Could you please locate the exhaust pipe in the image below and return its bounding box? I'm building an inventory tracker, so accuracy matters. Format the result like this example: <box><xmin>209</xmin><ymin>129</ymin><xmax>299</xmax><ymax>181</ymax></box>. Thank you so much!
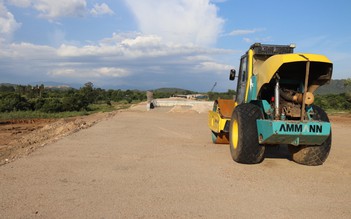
<box><xmin>280</xmin><ymin>90</ymin><xmax>315</xmax><ymax>105</ymax></box>
<box><xmin>275</xmin><ymin>78</ymin><xmax>280</xmax><ymax>120</ymax></box>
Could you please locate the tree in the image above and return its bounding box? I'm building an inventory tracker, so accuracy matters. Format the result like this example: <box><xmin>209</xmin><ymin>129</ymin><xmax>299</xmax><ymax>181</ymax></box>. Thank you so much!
<box><xmin>62</xmin><ymin>93</ymin><xmax>89</xmax><ymax>111</ymax></box>
<box><xmin>0</xmin><ymin>93</ymin><xmax>31</xmax><ymax>112</ymax></box>
<box><xmin>40</xmin><ymin>98</ymin><xmax>62</xmax><ymax>113</ymax></box>
<box><xmin>79</xmin><ymin>82</ymin><xmax>96</xmax><ymax>104</ymax></box>
<box><xmin>16</xmin><ymin>85</ymin><xmax>26</xmax><ymax>95</ymax></box>
<box><xmin>0</xmin><ymin>85</ymin><xmax>15</xmax><ymax>93</ymax></box>
<box><xmin>38</xmin><ymin>84</ymin><xmax>45</xmax><ymax>98</ymax></box>
<box><xmin>345</xmin><ymin>78</ymin><xmax>351</xmax><ymax>93</ymax></box>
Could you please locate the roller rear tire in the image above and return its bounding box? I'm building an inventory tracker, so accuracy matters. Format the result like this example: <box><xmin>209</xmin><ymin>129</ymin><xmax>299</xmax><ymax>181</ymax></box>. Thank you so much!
<box><xmin>289</xmin><ymin>105</ymin><xmax>331</xmax><ymax>166</ymax></box>
<box><xmin>229</xmin><ymin>103</ymin><xmax>265</xmax><ymax>164</ymax></box>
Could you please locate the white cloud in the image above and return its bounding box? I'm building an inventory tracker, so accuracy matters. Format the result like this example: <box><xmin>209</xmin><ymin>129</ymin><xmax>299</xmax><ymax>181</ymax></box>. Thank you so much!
<box><xmin>33</xmin><ymin>0</ymin><xmax>87</xmax><ymax>19</ymax></box>
<box><xmin>4</xmin><ymin>42</ymin><xmax>56</xmax><ymax>58</ymax></box>
<box><xmin>6</xmin><ymin>1</ymin><xmax>114</xmax><ymax>20</ymax></box>
<box><xmin>227</xmin><ymin>28</ymin><xmax>265</xmax><ymax>36</ymax></box>
<box><xmin>0</xmin><ymin>2</ymin><xmax>21</xmax><ymax>41</ymax></box>
<box><xmin>48</xmin><ymin>67</ymin><xmax>130</xmax><ymax>78</ymax></box>
<box><xmin>48</xmin><ymin>68</ymin><xmax>76</xmax><ymax>77</ymax></box>
<box><xmin>0</xmin><ymin>32</ymin><xmax>236</xmax><ymax>90</ymax></box>
<box><xmin>56</xmin><ymin>33</ymin><xmax>233</xmax><ymax>59</ymax></box>
<box><xmin>5</xmin><ymin>0</ymin><xmax>31</xmax><ymax>7</ymax></box>
<box><xmin>6</xmin><ymin>0</ymin><xmax>103</xmax><ymax>19</ymax></box>
<box><xmin>195</xmin><ymin>61</ymin><xmax>233</xmax><ymax>74</ymax></box>
<box><xmin>90</xmin><ymin>3</ymin><xmax>114</xmax><ymax>16</ymax></box>
<box><xmin>97</xmin><ymin>67</ymin><xmax>129</xmax><ymax>77</ymax></box>
<box><xmin>123</xmin><ymin>0</ymin><xmax>224</xmax><ymax>46</ymax></box>
<box><xmin>121</xmin><ymin>35</ymin><xmax>162</xmax><ymax>48</ymax></box>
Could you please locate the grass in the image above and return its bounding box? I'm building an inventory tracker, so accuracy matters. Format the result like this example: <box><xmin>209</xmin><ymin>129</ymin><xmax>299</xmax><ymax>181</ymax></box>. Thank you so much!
<box><xmin>0</xmin><ymin>102</ymin><xmax>134</xmax><ymax>121</ymax></box>
<box><xmin>89</xmin><ymin>102</ymin><xmax>132</xmax><ymax>112</ymax></box>
<box><xmin>0</xmin><ymin>111</ymin><xmax>89</xmax><ymax>120</ymax></box>
<box><xmin>325</xmin><ymin>109</ymin><xmax>351</xmax><ymax>116</ymax></box>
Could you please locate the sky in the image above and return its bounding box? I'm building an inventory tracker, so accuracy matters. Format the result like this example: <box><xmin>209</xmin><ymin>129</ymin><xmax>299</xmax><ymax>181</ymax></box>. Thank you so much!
<box><xmin>0</xmin><ymin>0</ymin><xmax>350</xmax><ymax>91</ymax></box>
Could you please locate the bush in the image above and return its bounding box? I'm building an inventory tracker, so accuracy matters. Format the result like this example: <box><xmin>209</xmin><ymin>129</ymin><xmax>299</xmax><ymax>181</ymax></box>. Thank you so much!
<box><xmin>314</xmin><ymin>93</ymin><xmax>351</xmax><ymax>111</ymax></box>
<box><xmin>208</xmin><ymin>89</ymin><xmax>236</xmax><ymax>101</ymax></box>
<box><xmin>32</xmin><ymin>98</ymin><xmax>45</xmax><ymax>111</ymax></box>
<box><xmin>62</xmin><ymin>94</ymin><xmax>89</xmax><ymax>111</ymax></box>
<box><xmin>0</xmin><ymin>93</ymin><xmax>32</xmax><ymax>112</ymax></box>
<box><xmin>40</xmin><ymin>98</ymin><xmax>63</xmax><ymax>113</ymax></box>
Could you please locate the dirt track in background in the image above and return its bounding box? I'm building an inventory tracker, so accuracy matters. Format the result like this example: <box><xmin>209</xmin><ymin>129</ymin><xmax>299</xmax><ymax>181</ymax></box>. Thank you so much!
<box><xmin>0</xmin><ymin>104</ymin><xmax>350</xmax><ymax>218</ymax></box>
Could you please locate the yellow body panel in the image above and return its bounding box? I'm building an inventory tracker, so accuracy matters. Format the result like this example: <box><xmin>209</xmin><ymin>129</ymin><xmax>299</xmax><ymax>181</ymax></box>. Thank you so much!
<box><xmin>244</xmin><ymin>49</ymin><xmax>254</xmax><ymax>102</ymax></box>
<box><xmin>255</xmin><ymin>53</ymin><xmax>332</xmax><ymax>96</ymax></box>
<box><xmin>208</xmin><ymin>99</ymin><xmax>237</xmax><ymax>134</ymax></box>
<box><xmin>208</xmin><ymin>110</ymin><xmax>230</xmax><ymax>133</ymax></box>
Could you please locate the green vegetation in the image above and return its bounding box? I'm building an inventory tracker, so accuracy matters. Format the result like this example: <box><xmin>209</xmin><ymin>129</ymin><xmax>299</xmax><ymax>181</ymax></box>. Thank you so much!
<box><xmin>315</xmin><ymin>78</ymin><xmax>351</xmax><ymax>94</ymax></box>
<box><xmin>0</xmin><ymin>110</ymin><xmax>90</xmax><ymax>120</ymax></box>
<box><xmin>1</xmin><ymin>79</ymin><xmax>349</xmax><ymax>120</ymax></box>
<box><xmin>154</xmin><ymin>87</ymin><xmax>193</xmax><ymax>94</ymax></box>
<box><xmin>206</xmin><ymin>84</ymin><xmax>351</xmax><ymax>113</ymax></box>
<box><xmin>208</xmin><ymin>90</ymin><xmax>236</xmax><ymax>101</ymax></box>
<box><xmin>0</xmin><ymin>82</ymin><xmax>147</xmax><ymax>120</ymax></box>
<box><xmin>0</xmin><ymin>83</ymin><xmax>202</xmax><ymax>120</ymax></box>
<box><xmin>309</xmin><ymin>78</ymin><xmax>351</xmax><ymax>113</ymax></box>
<box><xmin>0</xmin><ymin>102</ymin><xmax>133</xmax><ymax>120</ymax></box>
<box><xmin>206</xmin><ymin>88</ymin><xmax>351</xmax><ymax>113</ymax></box>
<box><xmin>153</xmin><ymin>88</ymin><xmax>196</xmax><ymax>99</ymax></box>
<box><xmin>314</xmin><ymin>93</ymin><xmax>351</xmax><ymax>112</ymax></box>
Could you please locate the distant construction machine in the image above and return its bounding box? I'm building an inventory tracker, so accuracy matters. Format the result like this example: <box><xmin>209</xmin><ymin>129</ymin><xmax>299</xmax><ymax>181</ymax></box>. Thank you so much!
<box><xmin>208</xmin><ymin>43</ymin><xmax>333</xmax><ymax>165</ymax></box>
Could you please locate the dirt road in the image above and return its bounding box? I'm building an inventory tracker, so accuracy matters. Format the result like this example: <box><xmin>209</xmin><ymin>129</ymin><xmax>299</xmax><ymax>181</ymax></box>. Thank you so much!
<box><xmin>1</xmin><ymin>104</ymin><xmax>350</xmax><ymax>218</ymax></box>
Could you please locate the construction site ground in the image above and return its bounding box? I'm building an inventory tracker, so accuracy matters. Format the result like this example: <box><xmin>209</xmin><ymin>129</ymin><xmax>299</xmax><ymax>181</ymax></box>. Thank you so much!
<box><xmin>0</xmin><ymin>101</ymin><xmax>350</xmax><ymax>218</ymax></box>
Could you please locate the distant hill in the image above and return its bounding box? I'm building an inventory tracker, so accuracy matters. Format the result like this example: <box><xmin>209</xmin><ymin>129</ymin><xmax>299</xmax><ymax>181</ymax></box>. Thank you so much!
<box><xmin>153</xmin><ymin>80</ymin><xmax>350</xmax><ymax>95</ymax></box>
<box><xmin>153</xmin><ymin>88</ymin><xmax>195</xmax><ymax>94</ymax></box>
<box><xmin>0</xmin><ymin>82</ymin><xmax>75</xmax><ymax>91</ymax></box>
<box><xmin>315</xmin><ymin>79</ymin><xmax>350</xmax><ymax>94</ymax></box>
<box><xmin>30</xmin><ymin>81</ymin><xmax>79</xmax><ymax>89</ymax></box>
<box><xmin>45</xmin><ymin>85</ymin><xmax>75</xmax><ymax>91</ymax></box>
<box><xmin>0</xmin><ymin>83</ymin><xmax>17</xmax><ymax>87</ymax></box>
<box><xmin>2</xmin><ymin>79</ymin><xmax>349</xmax><ymax>94</ymax></box>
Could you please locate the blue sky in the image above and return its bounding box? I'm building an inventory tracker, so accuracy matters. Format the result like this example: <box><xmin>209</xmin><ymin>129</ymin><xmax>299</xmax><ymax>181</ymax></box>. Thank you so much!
<box><xmin>0</xmin><ymin>0</ymin><xmax>350</xmax><ymax>91</ymax></box>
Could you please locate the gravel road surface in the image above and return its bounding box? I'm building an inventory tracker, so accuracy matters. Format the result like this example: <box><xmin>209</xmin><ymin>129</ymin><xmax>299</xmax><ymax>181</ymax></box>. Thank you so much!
<box><xmin>1</xmin><ymin>105</ymin><xmax>350</xmax><ymax>218</ymax></box>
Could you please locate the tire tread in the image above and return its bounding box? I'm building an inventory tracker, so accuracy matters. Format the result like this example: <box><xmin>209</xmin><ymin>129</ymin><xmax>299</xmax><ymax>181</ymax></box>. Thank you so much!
<box><xmin>289</xmin><ymin>105</ymin><xmax>331</xmax><ymax>166</ymax></box>
<box><xmin>230</xmin><ymin>103</ymin><xmax>265</xmax><ymax>164</ymax></box>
